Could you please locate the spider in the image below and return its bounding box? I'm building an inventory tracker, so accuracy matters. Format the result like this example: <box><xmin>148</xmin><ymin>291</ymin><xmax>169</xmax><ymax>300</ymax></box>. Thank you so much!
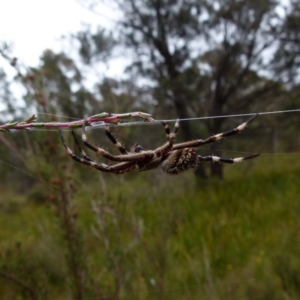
<box><xmin>59</xmin><ymin>114</ymin><xmax>259</xmax><ymax>175</ymax></box>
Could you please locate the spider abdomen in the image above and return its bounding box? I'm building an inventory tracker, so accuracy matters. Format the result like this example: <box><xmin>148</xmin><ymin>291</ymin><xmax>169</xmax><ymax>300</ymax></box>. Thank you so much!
<box><xmin>161</xmin><ymin>148</ymin><xmax>199</xmax><ymax>174</ymax></box>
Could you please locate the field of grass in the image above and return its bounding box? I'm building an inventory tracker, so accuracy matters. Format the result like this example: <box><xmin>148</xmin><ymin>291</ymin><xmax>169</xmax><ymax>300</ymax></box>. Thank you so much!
<box><xmin>0</xmin><ymin>154</ymin><xmax>300</xmax><ymax>299</ymax></box>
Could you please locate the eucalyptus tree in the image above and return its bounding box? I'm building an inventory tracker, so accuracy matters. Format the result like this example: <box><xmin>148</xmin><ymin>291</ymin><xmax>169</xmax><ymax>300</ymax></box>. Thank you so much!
<box><xmin>81</xmin><ymin>0</ymin><xmax>284</xmax><ymax>177</ymax></box>
<box><xmin>273</xmin><ymin>0</ymin><xmax>300</xmax><ymax>84</ymax></box>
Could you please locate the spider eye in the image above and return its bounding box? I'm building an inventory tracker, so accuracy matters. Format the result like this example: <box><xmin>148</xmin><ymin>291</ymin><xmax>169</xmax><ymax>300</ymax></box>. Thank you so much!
<box><xmin>134</xmin><ymin>145</ymin><xmax>144</xmax><ymax>153</ymax></box>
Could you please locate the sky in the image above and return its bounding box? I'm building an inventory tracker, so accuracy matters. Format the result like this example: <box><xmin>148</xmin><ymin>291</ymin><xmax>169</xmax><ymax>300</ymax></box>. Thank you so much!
<box><xmin>0</xmin><ymin>0</ymin><xmax>122</xmax><ymax>72</ymax></box>
<box><xmin>0</xmin><ymin>0</ymin><xmax>132</xmax><ymax>110</ymax></box>
<box><xmin>0</xmin><ymin>0</ymin><xmax>289</xmax><ymax>78</ymax></box>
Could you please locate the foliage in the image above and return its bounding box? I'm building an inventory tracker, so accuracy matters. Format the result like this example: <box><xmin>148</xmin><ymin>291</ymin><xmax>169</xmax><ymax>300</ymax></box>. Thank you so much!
<box><xmin>81</xmin><ymin>0</ymin><xmax>289</xmax><ymax>177</ymax></box>
<box><xmin>273</xmin><ymin>0</ymin><xmax>300</xmax><ymax>84</ymax></box>
<box><xmin>0</xmin><ymin>0</ymin><xmax>300</xmax><ymax>299</ymax></box>
<box><xmin>74</xmin><ymin>25</ymin><xmax>116</xmax><ymax>65</ymax></box>
<box><xmin>0</xmin><ymin>155</ymin><xmax>300</xmax><ymax>299</ymax></box>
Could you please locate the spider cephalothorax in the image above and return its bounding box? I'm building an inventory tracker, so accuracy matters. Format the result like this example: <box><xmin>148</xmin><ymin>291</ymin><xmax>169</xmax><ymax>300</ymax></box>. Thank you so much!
<box><xmin>59</xmin><ymin>115</ymin><xmax>259</xmax><ymax>175</ymax></box>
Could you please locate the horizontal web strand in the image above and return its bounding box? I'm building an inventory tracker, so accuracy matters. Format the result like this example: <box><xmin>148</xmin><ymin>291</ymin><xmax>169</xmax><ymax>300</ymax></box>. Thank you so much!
<box><xmin>1</xmin><ymin>108</ymin><xmax>300</xmax><ymax>131</ymax></box>
<box><xmin>110</xmin><ymin>108</ymin><xmax>300</xmax><ymax>128</ymax></box>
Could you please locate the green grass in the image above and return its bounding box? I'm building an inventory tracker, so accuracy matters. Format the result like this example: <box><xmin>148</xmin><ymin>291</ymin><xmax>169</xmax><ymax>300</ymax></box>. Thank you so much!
<box><xmin>1</xmin><ymin>155</ymin><xmax>300</xmax><ymax>299</ymax></box>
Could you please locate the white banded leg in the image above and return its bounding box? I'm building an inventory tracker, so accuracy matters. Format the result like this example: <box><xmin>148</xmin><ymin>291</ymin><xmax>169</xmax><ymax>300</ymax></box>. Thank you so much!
<box><xmin>198</xmin><ymin>153</ymin><xmax>259</xmax><ymax>164</ymax></box>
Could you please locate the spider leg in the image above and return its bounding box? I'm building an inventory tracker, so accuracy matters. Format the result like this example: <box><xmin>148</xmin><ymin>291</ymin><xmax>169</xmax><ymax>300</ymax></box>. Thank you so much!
<box><xmin>161</xmin><ymin>120</ymin><xmax>179</xmax><ymax>139</ymax></box>
<box><xmin>173</xmin><ymin>114</ymin><xmax>258</xmax><ymax>150</ymax></box>
<box><xmin>105</xmin><ymin>125</ymin><xmax>128</xmax><ymax>154</ymax></box>
<box><xmin>105</xmin><ymin>123</ymin><xmax>174</xmax><ymax>155</ymax></box>
<box><xmin>59</xmin><ymin>129</ymin><xmax>136</xmax><ymax>174</ymax></box>
<box><xmin>81</xmin><ymin>120</ymin><xmax>156</xmax><ymax>162</ymax></box>
<box><xmin>137</xmin><ymin>120</ymin><xmax>179</xmax><ymax>172</ymax></box>
<box><xmin>71</xmin><ymin>130</ymin><xmax>93</xmax><ymax>162</ymax></box>
<box><xmin>198</xmin><ymin>153</ymin><xmax>260</xmax><ymax>164</ymax></box>
<box><xmin>153</xmin><ymin>119</ymin><xmax>179</xmax><ymax>157</ymax></box>
<box><xmin>159</xmin><ymin>149</ymin><xmax>259</xmax><ymax>174</ymax></box>
<box><xmin>80</xmin><ymin>119</ymin><xmax>179</xmax><ymax>163</ymax></box>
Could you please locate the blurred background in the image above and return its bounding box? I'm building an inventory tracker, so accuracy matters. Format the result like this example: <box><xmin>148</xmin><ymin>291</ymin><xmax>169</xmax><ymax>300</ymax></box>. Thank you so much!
<box><xmin>0</xmin><ymin>0</ymin><xmax>300</xmax><ymax>299</ymax></box>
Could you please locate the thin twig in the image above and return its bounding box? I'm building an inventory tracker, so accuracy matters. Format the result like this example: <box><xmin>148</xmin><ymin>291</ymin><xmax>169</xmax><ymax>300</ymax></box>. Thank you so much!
<box><xmin>0</xmin><ymin>271</ymin><xmax>38</xmax><ymax>300</ymax></box>
<box><xmin>0</xmin><ymin>112</ymin><xmax>154</xmax><ymax>132</ymax></box>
